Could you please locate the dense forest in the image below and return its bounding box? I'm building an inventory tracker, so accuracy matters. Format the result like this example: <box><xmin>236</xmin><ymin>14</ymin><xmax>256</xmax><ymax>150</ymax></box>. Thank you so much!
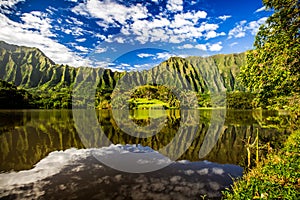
<box><xmin>0</xmin><ymin>40</ymin><xmax>253</xmax><ymax>109</ymax></box>
<box><xmin>0</xmin><ymin>79</ymin><xmax>37</xmax><ymax>109</ymax></box>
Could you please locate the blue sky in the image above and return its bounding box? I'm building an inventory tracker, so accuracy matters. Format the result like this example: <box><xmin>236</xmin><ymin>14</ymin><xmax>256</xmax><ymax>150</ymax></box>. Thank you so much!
<box><xmin>0</xmin><ymin>0</ymin><xmax>272</xmax><ymax>71</ymax></box>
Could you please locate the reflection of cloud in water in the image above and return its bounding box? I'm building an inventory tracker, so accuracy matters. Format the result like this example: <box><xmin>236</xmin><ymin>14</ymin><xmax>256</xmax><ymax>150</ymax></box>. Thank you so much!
<box><xmin>0</xmin><ymin>145</ymin><xmax>243</xmax><ymax>199</ymax></box>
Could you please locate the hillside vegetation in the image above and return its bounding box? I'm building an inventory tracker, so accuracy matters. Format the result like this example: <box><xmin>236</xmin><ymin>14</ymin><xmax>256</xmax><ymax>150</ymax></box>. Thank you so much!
<box><xmin>0</xmin><ymin>79</ymin><xmax>37</xmax><ymax>109</ymax></box>
<box><xmin>0</xmin><ymin>40</ymin><xmax>249</xmax><ymax>109</ymax></box>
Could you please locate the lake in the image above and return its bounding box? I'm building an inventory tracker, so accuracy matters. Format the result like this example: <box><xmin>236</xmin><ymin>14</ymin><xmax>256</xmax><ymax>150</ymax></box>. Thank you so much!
<box><xmin>0</xmin><ymin>109</ymin><xmax>290</xmax><ymax>199</ymax></box>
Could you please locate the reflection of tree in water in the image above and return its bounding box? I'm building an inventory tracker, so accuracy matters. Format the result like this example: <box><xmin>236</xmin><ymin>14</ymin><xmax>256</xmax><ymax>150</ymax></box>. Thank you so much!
<box><xmin>0</xmin><ymin>111</ymin><xmax>29</xmax><ymax>133</ymax></box>
<box><xmin>97</xmin><ymin>109</ymin><xmax>288</xmax><ymax>167</ymax></box>
<box><xmin>0</xmin><ymin>110</ymin><xmax>84</xmax><ymax>171</ymax></box>
<box><xmin>0</xmin><ymin>110</ymin><xmax>290</xmax><ymax>172</ymax></box>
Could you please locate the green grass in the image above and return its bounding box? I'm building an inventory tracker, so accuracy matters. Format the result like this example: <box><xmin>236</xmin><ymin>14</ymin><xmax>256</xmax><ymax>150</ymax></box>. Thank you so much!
<box><xmin>128</xmin><ymin>98</ymin><xmax>171</xmax><ymax>109</ymax></box>
<box><xmin>223</xmin><ymin>129</ymin><xmax>300</xmax><ymax>199</ymax></box>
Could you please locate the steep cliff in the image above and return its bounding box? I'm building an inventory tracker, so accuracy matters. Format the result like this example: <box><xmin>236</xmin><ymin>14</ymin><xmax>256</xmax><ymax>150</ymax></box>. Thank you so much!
<box><xmin>0</xmin><ymin>41</ymin><xmax>247</xmax><ymax>108</ymax></box>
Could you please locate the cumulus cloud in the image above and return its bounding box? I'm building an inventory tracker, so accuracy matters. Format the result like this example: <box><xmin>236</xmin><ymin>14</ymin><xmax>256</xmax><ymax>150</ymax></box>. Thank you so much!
<box><xmin>166</xmin><ymin>0</ymin><xmax>183</xmax><ymax>12</ymax></box>
<box><xmin>177</xmin><ymin>42</ymin><xmax>222</xmax><ymax>52</ymax></box>
<box><xmin>228</xmin><ymin>20</ymin><xmax>247</xmax><ymax>39</ymax></box>
<box><xmin>0</xmin><ymin>0</ymin><xmax>24</xmax><ymax>14</ymax></box>
<box><xmin>0</xmin><ymin>13</ymin><xmax>90</xmax><ymax>67</ymax></box>
<box><xmin>195</xmin><ymin>44</ymin><xmax>207</xmax><ymax>51</ymax></box>
<box><xmin>208</xmin><ymin>42</ymin><xmax>223</xmax><ymax>51</ymax></box>
<box><xmin>177</xmin><ymin>43</ymin><xmax>207</xmax><ymax>51</ymax></box>
<box><xmin>74</xmin><ymin>45</ymin><xmax>89</xmax><ymax>52</ymax></box>
<box><xmin>155</xmin><ymin>52</ymin><xmax>177</xmax><ymax>60</ymax></box>
<box><xmin>228</xmin><ymin>17</ymin><xmax>268</xmax><ymax>39</ymax></box>
<box><xmin>72</xmin><ymin>0</ymin><xmax>148</xmax><ymax>27</ymax></box>
<box><xmin>205</xmin><ymin>30</ymin><xmax>226</xmax><ymax>40</ymax></box>
<box><xmin>247</xmin><ymin>17</ymin><xmax>268</xmax><ymax>35</ymax></box>
<box><xmin>71</xmin><ymin>0</ymin><xmax>215</xmax><ymax>45</ymax></box>
<box><xmin>20</xmin><ymin>12</ymin><xmax>55</xmax><ymax>37</ymax></box>
<box><xmin>218</xmin><ymin>15</ymin><xmax>231</xmax><ymax>21</ymax></box>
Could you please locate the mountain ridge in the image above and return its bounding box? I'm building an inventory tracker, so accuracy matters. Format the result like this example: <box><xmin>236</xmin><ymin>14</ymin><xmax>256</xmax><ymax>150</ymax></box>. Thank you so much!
<box><xmin>0</xmin><ymin>40</ymin><xmax>248</xmax><ymax>109</ymax></box>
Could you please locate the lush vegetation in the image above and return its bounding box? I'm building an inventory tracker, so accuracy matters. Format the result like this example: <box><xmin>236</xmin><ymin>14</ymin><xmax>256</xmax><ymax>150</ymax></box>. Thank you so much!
<box><xmin>223</xmin><ymin>130</ymin><xmax>300</xmax><ymax>199</ymax></box>
<box><xmin>0</xmin><ymin>40</ymin><xmax>248</xmax><ymax>109</ymax></box>
<box><xmin>0</xmin><ymin>80</ymin><xmax>37</xmax><ymax>109</ymax></box>
<box><xmin>240</xmin><ymin>0</ymin><xmax>300</xmax><ymax>109</ymax></box>
<box><xmin>223</xmin><ymin>0</ymin><xmax>300</xmax><ymax>199</ymax></box>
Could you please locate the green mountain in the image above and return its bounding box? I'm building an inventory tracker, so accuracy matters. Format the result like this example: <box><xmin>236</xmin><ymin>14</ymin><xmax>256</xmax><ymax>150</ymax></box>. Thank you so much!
<box><xmin>0</xmin><ymin>40</ymin><xmax>249</xmax><ymax>109</ymax></box>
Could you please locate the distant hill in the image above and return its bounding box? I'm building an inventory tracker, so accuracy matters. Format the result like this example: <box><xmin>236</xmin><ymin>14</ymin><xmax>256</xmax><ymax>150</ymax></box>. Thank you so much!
<box><xmin>0</xmin><ymin>40</ymin><xmax>249</xmax><ymax>109</ymax></box>
<box><xmin>0</xmin><ymin>79</ymin><xmax>37</xmax><ymax>109</ymax></box>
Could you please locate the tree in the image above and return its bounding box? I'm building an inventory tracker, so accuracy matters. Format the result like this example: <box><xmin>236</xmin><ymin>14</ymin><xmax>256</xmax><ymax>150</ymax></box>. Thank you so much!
<box><xmin>240</xmin><ymin>0</ymin><xmax>300</xmax><ymax>108</ymax></box>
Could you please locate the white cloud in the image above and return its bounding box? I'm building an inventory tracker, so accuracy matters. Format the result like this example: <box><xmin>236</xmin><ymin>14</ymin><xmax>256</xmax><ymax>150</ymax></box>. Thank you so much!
<box><xmin>228</xmin><ymin>20</ymin><xmax>247</xmax><ymax>39</ymax></box>
<box><xmin>137</xmin><ymin>53</ymin><xmax>154</xmax><ymax>58</ymax></box>
<box><xmin>170</xmin><ymin>11</ymin><xmax>207</xmax><ymax>28</ymax></box>
<box><xmin>68</xmin><ymin>17</ymin><xmax>84</xmax><ymax>26</ymax></box>
<box><xmin>20</xmin><ymin>11</ymin><xmax>54</xmax><ymax>37</ymax></box>
<box><xmin>94</xmin><ymin>33</ymin><xmax>106</xmax><ymax>41</ymax></box>
<box><xmin>0</xmin><ymin>0</ymin><xmax>24</xmax><ymax>14</ymax></box>
<box><xmin>94</xmin><ymin>46</ymin><xmax>107</xmax><ymax>54</ymax></box>
<box><xmin>247</xmin><ymin>17</ymin><xmax>268</xmax><ymax>35</ymax></box>
<box><xmin>72</xmin><ymin>0</ymin><xmax>148</xmax><ymax>27</ymax></box>
<box><xmin>76</xmin><ymin>38</ymin><xmax>86</xmax><ymax>42</ymax></box>
<box><xmin>0</xmin><ymin>13</ymin><xmax>90</xmax><ymax>67</ymax></box>
<box><xmin>229</xmin><ymin>42</ymin><xmax>238</xmax><ymax>47</ymax></box>
<box><xmin>74</xmin><ymin>45</ymin><xmax>89</xmax><ymax>52</ymax></box>
<box><xmin>130</xmin><ymin>14</ymin><xmax>208</xmax><ymax>44</ymax></box>
<box><xmin>166</xmin><ymin>0</ymin><xmax>183</xmax><ymax>12</ymax></box>
<box><xmin>195</xmin><ymin>44</ymin><xmax>207</xmax><ymax>51</ymax></box>
<box><xmin>209</xmin><ymin>42</ymin><xmax>223</xmax><ymax>51</ymax></box>
<box><xmin>155</xmin><ymin>52</ymin><xmax>176</xmax><ymax>60</ymax></box>
<box><xmin>177</xmin><ymin>43</ymin><xmax>208</xmax><ymax>51</ymax></box>
<box><xmin>218</xmin><ymin>15</ymin><xmax>231</xmax><ymax>21</ymax></box>
<box><xmin>71</xmin><ymin>1</ymin><xmax>213</xmax><ymax>45</ymax></box>
<box><xmin>205</xmin><ymin>30</ymin><xmax>226</xmax><ymax>40</ymax></box>
<box><xmin>178</xmin><ymin>44</ymin><xmax>194</xmax><ymax>49</ymax></box>
<box><xmin>114</xmin><ymin>37</ymin><xmax>125</xmax><ymax>43</ymax></box>
<box><xmin>255</xmin><ymin>6</ymin><xmax>266</xmax><ymax>13</ymax></box>
<box><xmin>62</xmin><ymin>28</ymin><xmax>72</xmax><ymax>34</ymax></box>
<box><xmin>228</xmin><ymin>17</ymin><xmax>267</xmax><ymax>39</ymax></box>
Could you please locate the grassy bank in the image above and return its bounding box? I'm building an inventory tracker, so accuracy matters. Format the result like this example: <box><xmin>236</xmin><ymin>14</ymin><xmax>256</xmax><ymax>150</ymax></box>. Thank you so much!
<box><xmin>223</xmin><ymin>129</ymin><xmax>300</xmax><ymax>199</ymax></box>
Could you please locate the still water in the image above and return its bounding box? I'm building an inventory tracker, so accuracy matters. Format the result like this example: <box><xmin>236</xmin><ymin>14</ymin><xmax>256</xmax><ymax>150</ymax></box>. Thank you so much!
<box><xmin>0</xmin><ymin>109</ymin><xmax>289</xmax><ymax>199</ymax></box>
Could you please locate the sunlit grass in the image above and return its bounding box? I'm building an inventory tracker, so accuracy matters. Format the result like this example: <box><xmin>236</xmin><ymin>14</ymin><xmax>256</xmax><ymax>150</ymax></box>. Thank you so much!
<box><xmin>223</xmin><ymin>129</ymin><xmax>300</xmax><ymax>199</ymax></box>
<box><xmin>128</xmin><ymin>98</ymin><xmax>170</xmax><ymax>109</ymax></box>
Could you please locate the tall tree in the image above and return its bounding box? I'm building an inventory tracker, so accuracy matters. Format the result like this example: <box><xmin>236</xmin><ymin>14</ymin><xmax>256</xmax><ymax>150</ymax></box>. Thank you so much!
<box><xmin>240</xmin><ymin>0</ymin><xmax>299</xmax><ymax>108</ymax></box>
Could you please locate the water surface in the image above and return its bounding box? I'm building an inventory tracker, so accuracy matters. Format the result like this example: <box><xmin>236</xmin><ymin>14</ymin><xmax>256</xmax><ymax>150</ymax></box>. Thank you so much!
<box><xmin>0</xmin><ymin>109</ymin><xmax>289</xmax><ymax>199</ymax></box>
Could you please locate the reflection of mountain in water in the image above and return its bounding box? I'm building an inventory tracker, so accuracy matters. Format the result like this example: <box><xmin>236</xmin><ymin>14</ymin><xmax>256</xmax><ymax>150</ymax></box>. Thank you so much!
<box><xmin>0</xmin><ymin>110</ymin><xmax>289</xmax><ymax>172</ymax></box>
<box><xmin>0</xmin><ymin>111</ymin><xmax>84</xmax><ymax>171</ymax></box>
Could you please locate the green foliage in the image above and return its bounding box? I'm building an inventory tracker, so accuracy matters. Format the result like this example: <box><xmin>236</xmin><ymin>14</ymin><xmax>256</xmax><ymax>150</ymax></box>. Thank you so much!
<box><xmin>0</xmin><ymin>40</ymin><xmax>255</xmax><ymax>109</ymax></box>
<box><xmin>129</xmin><ymin>85</ymin><xmax>179</xmax><ymax>109</ymax></box>
<box><xmin>240</xmin><ymin>0</ymin><xmax>300</xmax><ymax>108</ymax></box>
<box><xmin>0</xmin><ymin>79</ymin><xmax>37</xmax><ymax>109</ymax></box>
<box><xmin>226</xmin><ymin>91</ymin><xmax>256</xmax><ymax>109</ymax></box>
<box><xmin>223</xmin><ymin>129</ymin><xmax>300</xmax><ymax>199</ymax></box>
